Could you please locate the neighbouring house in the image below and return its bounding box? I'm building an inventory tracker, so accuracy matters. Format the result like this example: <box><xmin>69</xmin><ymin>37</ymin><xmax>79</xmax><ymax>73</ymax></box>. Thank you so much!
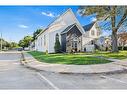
<box><xmin>96</xmin><ymin>36</ymin><xmax>111</xmax><ymax>51</ymax></box>
<box><xmin>117</xmin><ymin>32</ymin><xmax>127</xmax><ymax>49</ymax></box>
<box><xmin>35</xmin><ymin>8</ymin><xmax>101</xmax><ymax>53</ymax></box>
<box><xmin>29</xmin><ymin>41</ymin><xmax>35</xmax><ymax>51</ymax></box>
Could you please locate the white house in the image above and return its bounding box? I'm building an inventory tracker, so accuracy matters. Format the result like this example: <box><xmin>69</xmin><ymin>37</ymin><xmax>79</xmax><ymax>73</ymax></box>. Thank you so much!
<box><xmin>35</xmin><ymin>8</ymin><xmax>101</xmax><ymax>53</ymax></box>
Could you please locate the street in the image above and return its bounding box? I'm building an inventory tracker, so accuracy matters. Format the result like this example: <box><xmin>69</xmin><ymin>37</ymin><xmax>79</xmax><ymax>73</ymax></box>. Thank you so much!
<box><xmin>0</xmin><ymin>52</ymin><xmax>127</xmax><ymax>89</ymax></box>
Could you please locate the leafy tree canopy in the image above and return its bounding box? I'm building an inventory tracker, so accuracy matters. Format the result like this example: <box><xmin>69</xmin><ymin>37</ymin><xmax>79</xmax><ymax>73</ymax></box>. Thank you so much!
<box><xmin>33</xmin><ymin>29</ymin><xmax>43</xmax><ymax>40</ymax></box>
<box><xmin>78</xmin><ymin>6</ymin><xmax>127</xmax><ymax>52</ymax></box>
<box><xmin>19</xmin><ymin>36</ymin><xmax>33</xmax><ymax>48</ymax></box>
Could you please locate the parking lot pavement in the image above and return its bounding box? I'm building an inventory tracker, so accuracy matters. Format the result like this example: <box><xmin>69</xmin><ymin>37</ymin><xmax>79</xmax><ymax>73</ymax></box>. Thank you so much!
<box><xmin>0</xmin><ymin>52</ymin><xmax>54</xmax><ymax>89</ymax></box>
<box><xmin>1</xmin><ymin>52</ymin><xmax>127</xmax><ymax>89</ymax></box>
<box><xmin>0</xmin><ymin>52</ymin><xmax>21</xmax><ymax>61</ymax></box>
<box><xmin>38</xmin><ymin>71</ymin><xmax>127</xmax><ymax>89</ymax></box>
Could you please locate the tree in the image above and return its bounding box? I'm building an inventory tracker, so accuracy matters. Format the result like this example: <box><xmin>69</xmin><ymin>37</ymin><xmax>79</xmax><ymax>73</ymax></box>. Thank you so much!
<box><xmin>78</xmin><ymin>6</ymin><xmax>127</xmax><ymax>52</ymax></box>
<box><xmin>33</xmin><ymin>29</ymin><xmax>43</xmax><ymax>41</ymax></box>
<box><xmin>54</xmin><ymin>33</ymin><xmax>61</xmax><ymax>53</ymax></box>
<box><xmin>9</xmin><ymin>42</ymin><xmax>19</xmax><ymax>49</ymax></box>
<box><xmin>0</xmin><ymin>38</ymin><xmax>9</xmax><ymax>50</ymax></box>
<box><xmin>19</xmin><ymin>36</ymin><xmax>33</xmax><ymax>49</ymax></box>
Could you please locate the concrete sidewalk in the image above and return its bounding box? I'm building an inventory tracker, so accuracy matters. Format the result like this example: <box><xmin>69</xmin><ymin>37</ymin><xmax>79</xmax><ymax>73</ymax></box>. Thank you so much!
<box><xmin>21</xmin><ymin>52</ymin><xmax>127</xmax><ymax>74</ymax></box>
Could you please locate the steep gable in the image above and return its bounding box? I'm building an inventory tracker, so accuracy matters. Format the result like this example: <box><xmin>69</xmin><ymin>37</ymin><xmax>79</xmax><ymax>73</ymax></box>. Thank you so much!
<box><xmin>36</xmin><ymin>8</ymin><xmax>85</xmax><ymax>39</ymax></box>
<box><xmin>83</xmin><ymin>22</ymin><xmax>96</xmax><ymax>32</ymax></box>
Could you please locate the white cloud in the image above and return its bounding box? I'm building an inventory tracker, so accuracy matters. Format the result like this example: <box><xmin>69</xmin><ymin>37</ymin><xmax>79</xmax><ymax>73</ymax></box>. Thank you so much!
<box><xmin>91</xmin><ymin>17</ymin><xmax>97</xmax><ymax>22</ymax></box>
<box><xmin>41</xmin><ymin>11</ymin><xmax>58</xmax><ymax>18</ymax></box>
<box><xmin>18</xmin><ymin>24</ymin><xmax>29</xmax><ymax>28</ymax></box>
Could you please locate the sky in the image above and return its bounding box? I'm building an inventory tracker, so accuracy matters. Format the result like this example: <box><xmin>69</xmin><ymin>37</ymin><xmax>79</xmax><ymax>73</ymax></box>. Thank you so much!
<box><xmin>0</xmin><ymin>6</ymin><xmax>111</xmax><ymax>43</ymax></box>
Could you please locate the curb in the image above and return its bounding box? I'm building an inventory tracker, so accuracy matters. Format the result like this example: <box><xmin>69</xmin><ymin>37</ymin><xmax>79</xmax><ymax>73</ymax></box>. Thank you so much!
<box><xmin>20</xmin><ymin>60</ymin><xmax>42</xmax><ymax>72</ymax></box>
<box><xmin>20</xmin><ymin>53</ymin><xmax>127</xmax><ymax>75</ymax></box>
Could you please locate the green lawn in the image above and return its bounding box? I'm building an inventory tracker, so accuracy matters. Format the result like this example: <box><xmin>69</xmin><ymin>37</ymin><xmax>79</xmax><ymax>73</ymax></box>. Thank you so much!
<box><xmin>28</xmin><ymin>51</ymin><xmax>111</xmax><ymax>65</ymax></box>
<box><xmin>92</xmin><ymin>51</ymin><xmax>127</xmax><ymax>59</ymax></box>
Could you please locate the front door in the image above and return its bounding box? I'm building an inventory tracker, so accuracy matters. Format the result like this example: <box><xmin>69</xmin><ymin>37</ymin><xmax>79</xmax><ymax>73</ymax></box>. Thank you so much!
<box><xmin>72</xmin><ymin>41</ymin><xmax>77</xmax><ymax>52</ymax></box>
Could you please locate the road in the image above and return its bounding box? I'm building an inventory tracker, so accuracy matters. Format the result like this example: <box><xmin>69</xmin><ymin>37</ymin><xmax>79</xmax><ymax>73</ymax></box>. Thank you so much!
<box><xmin>0</xmin><ymin>52</ymin><xmax>127</xmax><ymax>89</ymax></box>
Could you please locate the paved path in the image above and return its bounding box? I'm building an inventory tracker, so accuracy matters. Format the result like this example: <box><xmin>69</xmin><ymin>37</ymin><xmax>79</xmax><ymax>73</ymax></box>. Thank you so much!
<box><xmin>1</xmin><ymin>52</ymin><xmax>127</xmax><ymax>89</ymax></box>
<box><xmin>95</xmin><ymin>56</ymin><xmax>121</xmax><ymax>62</ymax></box>
<box><xmin>22</xmin><ymin>52</ymin><xmax>127</xmax><ymax>74</ymax></box>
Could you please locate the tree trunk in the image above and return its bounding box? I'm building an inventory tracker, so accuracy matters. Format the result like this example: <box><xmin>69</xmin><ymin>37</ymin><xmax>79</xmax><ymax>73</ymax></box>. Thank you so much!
<box><xmin>122</xmin><ymin>42</ymin><xmax>125</xmax><ymax>51</ymax></box>
<box><xmin>111</xmin><ymin>30</ymin><xmax>119</xmax><ymax>52</ymax></box>
<box><xmin>122</xmin><ymin>45</ymin><xmax>124</xmax><ymax>51</ymax></box>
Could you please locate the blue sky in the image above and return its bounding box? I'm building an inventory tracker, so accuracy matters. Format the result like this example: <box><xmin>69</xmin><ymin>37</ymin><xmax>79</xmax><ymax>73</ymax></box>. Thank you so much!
<box><xmin>0</xmin><ymin>6</ymin><xmax>110</xmax><ymax>43</ymax></box>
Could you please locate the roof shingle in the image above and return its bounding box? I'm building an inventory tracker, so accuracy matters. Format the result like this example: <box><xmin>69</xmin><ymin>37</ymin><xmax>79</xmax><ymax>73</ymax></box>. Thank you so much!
<box><xmin>83</xmin><ymin>22</ymin><xmax>96</xmax><ymax>31</ymax></box>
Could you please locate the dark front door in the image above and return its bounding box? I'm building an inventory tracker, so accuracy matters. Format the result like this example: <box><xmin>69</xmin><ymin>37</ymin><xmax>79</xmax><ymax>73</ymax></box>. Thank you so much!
<box><xmin>72</xmin><ymin>40</ymin><xmax>78</xmax><ymax>52</ymax></box>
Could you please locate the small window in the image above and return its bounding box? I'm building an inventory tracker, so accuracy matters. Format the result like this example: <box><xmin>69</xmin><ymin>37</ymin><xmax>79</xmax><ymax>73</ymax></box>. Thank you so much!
<box><xmin>72</xmin><ymin>41</ymin><xmax>74</xmax><ymax>48</ymax></box>
<box><xmin>41</xmin><ymin>37</ymin><xmax>42</xmax><ymax>46</ymax></box>
<box><xmin>91</xmin><ymin>30</ymin><xmax>95</xmax><ymax>36</ymax></box>
<box><xmin>97</xmin><ymin>32</ymin><xmax>100</xmax><ymax>36</ymax></box>
<box><xmin>91</xmin><ymin>40</ymin><xmax>94</xmax><ymax>45</ymax></box>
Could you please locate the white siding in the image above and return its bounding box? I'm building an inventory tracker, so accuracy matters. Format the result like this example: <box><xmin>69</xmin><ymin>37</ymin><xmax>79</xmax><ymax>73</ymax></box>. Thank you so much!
<box><xmin>35</xmin><ymin>9</ymin><xmax>101</xmax><ymax>53</ymax></box>
<box><xmin>89</xmin><ymin>24</ymin><xmax>101</xmax><ymax>38</ymax></box>
<box><xmin>48</xmin><ymin>30</ymin><xmax>62</xmax><ymax>53</ymax></box>
<box><xmin>35</xmin><ymin>31</ymin><xmax>49</xmax><ymax>52</ymax></box>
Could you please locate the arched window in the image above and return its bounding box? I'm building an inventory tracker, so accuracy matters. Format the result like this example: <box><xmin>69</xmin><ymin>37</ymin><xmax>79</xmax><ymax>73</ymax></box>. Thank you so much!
<box><xmin>55</xmin><ymin>33</ymin><xmax>59</xmax><ymax>41</ymax></box>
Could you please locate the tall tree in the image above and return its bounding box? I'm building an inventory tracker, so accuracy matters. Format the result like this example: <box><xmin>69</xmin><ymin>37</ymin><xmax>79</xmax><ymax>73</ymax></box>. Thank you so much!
<box><xmin>33</xmin><ymin>29</ymin><xmax>43</xmax><ymax>40</ymax></box>
<box><xmin>19</xmin><ymin>36</ymin><xmax>33</xmax><ymax>49</ymax></box>
<box><xmin>78</xmin><ymin>6</ymin><xmax>127</xmax><ymax>52</ymax></box>
<box><xmin>0</xmin><ymin>38</ymin><xmax>9</xmax><ymax>50</ymax></box>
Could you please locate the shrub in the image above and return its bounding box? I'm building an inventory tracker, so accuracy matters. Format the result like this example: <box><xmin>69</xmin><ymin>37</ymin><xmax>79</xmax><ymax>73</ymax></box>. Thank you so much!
<box><xmin>54</xmin><ymin>38</ymin><xmax>61</xmax><ymax>53</ymax></box>
<box><xmin>118</xmin><ymin>46</ymin><xmax>127</xmax><ymax>50</ymax></box>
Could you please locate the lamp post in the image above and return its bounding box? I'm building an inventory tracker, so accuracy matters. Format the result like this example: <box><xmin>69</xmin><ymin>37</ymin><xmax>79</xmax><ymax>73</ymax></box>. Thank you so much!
<box><xmin>0</xmin><ymin>32</ymin><xmax>2</xmax><ymax>51</ymax></box>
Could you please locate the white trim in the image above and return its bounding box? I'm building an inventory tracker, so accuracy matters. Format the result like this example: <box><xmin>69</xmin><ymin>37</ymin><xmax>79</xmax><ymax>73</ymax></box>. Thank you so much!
<box><xmin>36</xmin><ymin>8</ymin><xmax>73</xmax><ymax>38</ymax></box>
<box><xmin>61</xmin><ymin>23</ymin><xmax>83</xmax><ymax>35</ymax></box>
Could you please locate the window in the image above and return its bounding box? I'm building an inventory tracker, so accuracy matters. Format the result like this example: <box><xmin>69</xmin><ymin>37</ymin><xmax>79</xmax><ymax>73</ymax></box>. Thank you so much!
<box><xmin>41</xmin><ymin>37</ymin><xmax>42</xmax><ymax>46</ymax></box>
<box><xmin>91</xmin><ymin>30</ymin><xmax>95</xmax><ymax>36</ymax></box>
<box><xmin>72</xmin><ymin>41</ymin><xmax>74</xmax><ymax>48</ymax></box>
<box><xmin>96</xmin><ymin>31</ymin><xmax>99</xmax><ymax>36</ymax></box>
<box><xmin>40</xmin><ymin>38</ymin><xmax>41</xmax><ymax>46</ymax></box>
<box><xmin>74</xmin><ymin>42</ymin><xmax>77</xmax><ymax>48</ymax></box>
<box><xmin>55</xmin><ymin>33</ymin><xmax>59</xmax><ymax>41</ymax></box>
<box><xmin>44</xmin><ymin>35</ymin><xmax>46</xmax><ymax>46</ymax></box>
<box><xmin>91</xmin><ymin>40</ymin><xmax>94</xmax><ymax>45</ymax></box>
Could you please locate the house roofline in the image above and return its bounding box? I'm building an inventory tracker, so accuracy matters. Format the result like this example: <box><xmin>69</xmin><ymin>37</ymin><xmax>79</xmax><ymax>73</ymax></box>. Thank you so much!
<box><xmin>61</xmin><ymin>23</ymin><xmax>83</xmax><ymax>35</ymax></box>
<box><xmin>35</xmin><ymin>8</ymin><xmax>73</xmax><ymax>39</ymax></box>
<box><xmin>69</xmin><ymin>8</ymin><xmax>85</xmax><ymax>33</ymax></box>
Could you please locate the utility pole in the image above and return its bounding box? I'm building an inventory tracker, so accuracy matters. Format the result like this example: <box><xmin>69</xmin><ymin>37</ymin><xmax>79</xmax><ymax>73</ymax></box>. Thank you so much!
<box><xmin>0</xmin><ymin>32</ymin><xmax>2</xmax><ymax>51</ymax></box>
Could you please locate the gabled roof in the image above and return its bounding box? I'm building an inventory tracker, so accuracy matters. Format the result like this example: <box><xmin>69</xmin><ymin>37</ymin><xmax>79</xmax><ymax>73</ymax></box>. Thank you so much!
<box><xmin>83</xmin><ymin>22</ymin><xmax>96</xmax><ymax>31</ymax></box>
<box><xmin>35</xmin><ymin>8</ymin><xmax>73</xmax><ymax>38</ymax></box>
<box><xmin>61</xmin><ymin>23</ymin><xmax>83</xmax><ymax>35</ymax></box>
<box><xmin>61</xmin><ymin>24</ymin><xmax>76</xmax><ymax>34</ymax></box>
<box><xmin>35</xmin><ymin>8</ymin><xmax>85</xmax><ymax>39</ymax></box>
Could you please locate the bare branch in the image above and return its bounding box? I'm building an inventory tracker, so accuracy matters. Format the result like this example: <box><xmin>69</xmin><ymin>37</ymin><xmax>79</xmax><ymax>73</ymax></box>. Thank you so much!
<box><xmin>117</xmin><ymin>9</ymin><xmax>127</xmax><ymax>30</ymax></box>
